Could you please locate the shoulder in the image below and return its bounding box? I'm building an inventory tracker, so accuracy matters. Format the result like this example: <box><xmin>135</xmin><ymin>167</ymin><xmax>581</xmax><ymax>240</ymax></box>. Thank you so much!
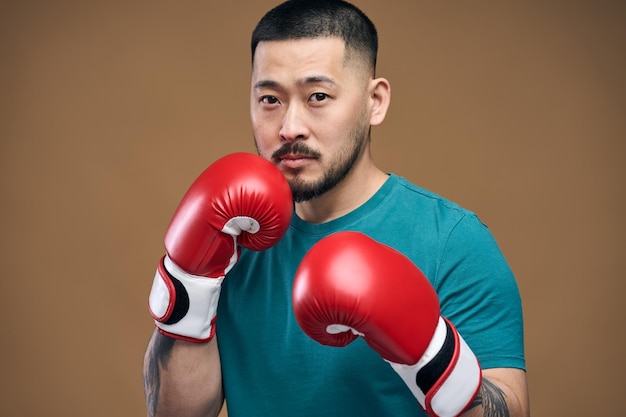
<box><xmin>384</xmin><ymin>175</ymin><xmax>481</xmax><ymax>234</ymax></box>
<box><xmin>390</xmin><ymin>175</ymin><xmax>472</xmax><ymax>216</ymax></box>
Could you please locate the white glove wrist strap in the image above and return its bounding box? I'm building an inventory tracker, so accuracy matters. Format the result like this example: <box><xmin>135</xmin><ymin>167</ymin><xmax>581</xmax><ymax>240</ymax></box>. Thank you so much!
<box><xmin>148</xmin><ymin>256</ymin><xmax>223</xmax><ymax>342</ymax></box>
<box><xmin>388</xmin><ymin>317</ymin><xmax>482</xmax><ymax>417</ymax></box>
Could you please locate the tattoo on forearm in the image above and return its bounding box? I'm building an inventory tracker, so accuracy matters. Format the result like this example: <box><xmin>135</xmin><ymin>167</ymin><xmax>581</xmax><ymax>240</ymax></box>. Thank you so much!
<box><xmin>143</xmin><ymin>332</ymin><xmax>176</xmax><ymax>417</ymax></box>
<box><xmin>467</xmin><ymin>378</ymin><xmax>509</xmax><ymax>417</ymax></box>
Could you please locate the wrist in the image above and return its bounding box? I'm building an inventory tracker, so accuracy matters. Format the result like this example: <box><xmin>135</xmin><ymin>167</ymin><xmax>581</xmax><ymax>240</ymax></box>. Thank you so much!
<box><xmin>388</xmin><ymin>317</ymin><xmax>482</xmax><ymax>417</ymax></box>
<box><xmin>149</xmin><ymin>256</ymin><xmax>224</xmax><ymax>342</ymax></box>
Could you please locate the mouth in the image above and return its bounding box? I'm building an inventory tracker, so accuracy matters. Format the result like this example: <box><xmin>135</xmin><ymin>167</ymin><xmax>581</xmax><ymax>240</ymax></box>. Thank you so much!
<box><xmin>275</xmin><ymin>153</ymin><xmax>316</xmax><ymax>170</ymax></box>
<box><xmin>272</xmin><ymin>143</ymin><xmax>321</xmax><ymax>171</ymax></box>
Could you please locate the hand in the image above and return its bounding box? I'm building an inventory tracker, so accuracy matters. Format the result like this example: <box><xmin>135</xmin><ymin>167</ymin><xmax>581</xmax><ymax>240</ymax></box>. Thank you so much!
<box><xmin>149</xmin><ymin>152</ymin><xmax>292</xmax><ymax>342</ymax></box>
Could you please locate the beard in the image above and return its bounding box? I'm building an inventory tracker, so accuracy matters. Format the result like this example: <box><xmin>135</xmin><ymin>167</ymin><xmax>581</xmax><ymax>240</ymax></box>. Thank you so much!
<box><xmin>258</xmin><ymin>117</ymin><xmax>370</xmax><ymax>203</ymax></box>
<box><xmin>287</xmin><ymin>131</ymin><xmax>366</xmax><ymax>203</ymax></box>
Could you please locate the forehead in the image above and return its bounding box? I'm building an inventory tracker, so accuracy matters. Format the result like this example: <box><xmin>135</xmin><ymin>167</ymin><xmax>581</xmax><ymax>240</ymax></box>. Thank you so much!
<box><xmin>251</xmin><ymin>37</ymin><xmax>351</xmax><ymax>83</ymax></box>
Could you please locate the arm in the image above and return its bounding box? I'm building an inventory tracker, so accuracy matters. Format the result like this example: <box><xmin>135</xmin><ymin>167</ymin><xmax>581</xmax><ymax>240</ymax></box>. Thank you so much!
<box><xmin>143</xmin><ymin>330</ymin><xmax>224</xmax><ymax>417</ymax></box>
<box><xmin>143</xmin><ymin>153</ymin><xmax>292</xmax><ymax>417</ymax></box>
<box><xmin>462</xmin><ymin>368</ymin><xmax>529</xmax><ymax>417</ymax></box>
<box><xmin>435</xmin><ymin>215</ymin><xmax>528</xmax><ymax>417</ymax></box>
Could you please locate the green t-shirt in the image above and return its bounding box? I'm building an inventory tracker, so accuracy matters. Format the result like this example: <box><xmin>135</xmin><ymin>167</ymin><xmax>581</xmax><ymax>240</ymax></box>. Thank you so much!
<box><xmin>217</xmin><ymin>174</ymin><xmax>525</xmax><ymax>416</ymax></box>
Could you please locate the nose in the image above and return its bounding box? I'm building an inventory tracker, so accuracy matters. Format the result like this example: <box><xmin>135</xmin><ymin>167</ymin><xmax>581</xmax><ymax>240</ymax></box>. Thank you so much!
<box><xmin>279</xmin><ymin>103</ymin><xmax>309</xmax><ymax>142</ymax></box>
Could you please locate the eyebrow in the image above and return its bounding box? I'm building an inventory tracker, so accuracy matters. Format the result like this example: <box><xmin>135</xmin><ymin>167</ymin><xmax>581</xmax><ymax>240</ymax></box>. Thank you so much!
<box><xmin>253</xmin><ymin>75</ymin><xmax>337</xmax><ymax>90</ymax></box>
<box><xmin>300</xmin><ymin>75</ymin><xmax>336</xmax><ymax>86</ymax></box>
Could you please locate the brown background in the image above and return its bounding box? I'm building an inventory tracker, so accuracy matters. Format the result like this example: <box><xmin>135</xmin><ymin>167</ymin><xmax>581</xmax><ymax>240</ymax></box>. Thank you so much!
<box><xmin>1</xmin><ymin>1</ymin><xmax>624</xmax><ymax>416</ymax></box>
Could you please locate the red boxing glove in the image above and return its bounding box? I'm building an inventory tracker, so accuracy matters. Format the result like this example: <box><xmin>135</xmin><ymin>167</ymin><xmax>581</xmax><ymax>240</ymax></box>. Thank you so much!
<box><xmin>149</xmin><ymin>153</ymin><xmax>292</xmax><ymax>342</ymax></box>
<box><xmin>293</xmin><ymin>231</ymin><xmax>481</xmax><ymax>417</ymax></box>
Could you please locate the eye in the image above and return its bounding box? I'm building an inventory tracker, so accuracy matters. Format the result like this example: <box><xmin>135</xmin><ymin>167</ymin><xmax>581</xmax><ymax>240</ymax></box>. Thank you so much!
<box><xmin>260</xmin><ymin>96</ymin><xmax>280</xmax><ymax>105</ymax></box>
<box><xmin>310</xmin><ymin>93</ymin><xmax>329</xmax><ymax>103</ymax></box>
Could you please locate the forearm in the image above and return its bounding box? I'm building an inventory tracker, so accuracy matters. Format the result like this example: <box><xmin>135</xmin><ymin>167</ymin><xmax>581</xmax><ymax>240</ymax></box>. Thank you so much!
<box><xmin>143</xmin><ymin>329</ymin><xmax>224</xmax><ymax>417</ymax></box>
<box><xmin>461</xmin><ymin>369</ymin><xmax>530</xmax><ymax>417</ymax></box>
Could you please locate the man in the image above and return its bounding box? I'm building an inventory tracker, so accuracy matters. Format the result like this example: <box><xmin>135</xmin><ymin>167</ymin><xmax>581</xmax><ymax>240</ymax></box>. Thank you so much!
<box><xmin>143</xmin><ymin>1</ymin><xmax>529</xmax><ymax>416</ymax></box>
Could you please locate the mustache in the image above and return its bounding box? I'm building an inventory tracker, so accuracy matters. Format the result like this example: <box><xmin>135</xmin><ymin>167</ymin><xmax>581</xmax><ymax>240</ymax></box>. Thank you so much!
<box><xmin>271</xmin><ymin>142</ymin><xmax>321</xmax><ymax>159</ymax></box>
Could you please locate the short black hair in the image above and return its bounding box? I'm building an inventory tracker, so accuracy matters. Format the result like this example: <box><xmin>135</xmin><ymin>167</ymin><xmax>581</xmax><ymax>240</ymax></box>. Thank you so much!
<box><xmin>251</xmin><ymin>0</ymin><xmax>378</xmax><ymax>74</ymax></box>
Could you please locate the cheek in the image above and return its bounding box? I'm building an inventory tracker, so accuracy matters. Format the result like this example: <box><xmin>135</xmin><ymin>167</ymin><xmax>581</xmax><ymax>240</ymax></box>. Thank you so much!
<box><xmin>325</xmin><ymin>108</ymin><xmax>363</xmax><ymax>143</ymax></box>
<box><xmin>252</xmin><ymin>121</ymin><xmax>277</xmax><ymax>154</ymax></box>
<box><xmin>252</xmin><ymin>107</ymin><xmax>289</xmax><ymax>145</ymax></box>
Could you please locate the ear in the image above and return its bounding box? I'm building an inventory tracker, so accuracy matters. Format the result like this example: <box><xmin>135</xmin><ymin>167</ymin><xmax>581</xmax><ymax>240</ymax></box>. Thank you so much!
<box><xmin>368</xmin><ymin>77</ymin><xmax>391</xmax><ymax>126</ymax></box>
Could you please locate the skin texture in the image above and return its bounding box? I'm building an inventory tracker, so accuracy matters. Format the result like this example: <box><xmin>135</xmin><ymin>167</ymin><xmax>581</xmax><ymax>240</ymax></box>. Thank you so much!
<box><xmin>250</xmin><ymin>38</ymin><xmax>390</xmax><ymax>223</ymax></box>
<box><xmin>144</xmin><ymin>331</ymin><xmax>223</xmax><ymax>417</ymax></box>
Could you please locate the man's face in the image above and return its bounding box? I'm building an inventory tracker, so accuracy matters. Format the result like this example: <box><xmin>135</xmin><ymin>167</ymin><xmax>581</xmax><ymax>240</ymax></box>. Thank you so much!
<box><xmin>250</xmin><ymin>37</ymin><xmax>372</xmax><ymax>202</ymax></box>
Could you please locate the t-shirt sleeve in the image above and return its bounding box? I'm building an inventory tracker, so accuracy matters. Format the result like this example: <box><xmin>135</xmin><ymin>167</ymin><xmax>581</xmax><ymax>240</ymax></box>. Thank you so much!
<box><xmin>433</xmin><ymin>213</ymin><xmax>526</xmax><ymax>371</ymax></box>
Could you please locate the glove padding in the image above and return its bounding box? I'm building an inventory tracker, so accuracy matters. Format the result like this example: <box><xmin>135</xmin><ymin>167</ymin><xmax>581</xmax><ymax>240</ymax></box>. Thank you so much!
<box><xmin>149</xmin><ymin>153</ymin><xmax>292</xmax><ymax>342</ymax></box>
